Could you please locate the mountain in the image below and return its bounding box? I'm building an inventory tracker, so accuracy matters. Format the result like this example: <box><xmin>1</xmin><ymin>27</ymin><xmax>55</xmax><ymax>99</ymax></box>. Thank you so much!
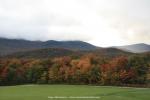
<box><xmin>83</xmin><ymin>47</ymin><xmax>132</xmax><ymax>57</ymax></box>
<box><xmin>3</xmin><ymin>48</ymin><xmax>80</xmax><ymax>59</ymax></box>
<box><xmin>3</xmin><ymin>47</ymin><xmax>132</xmax><ymax>59</ymax></box>
<box><xmin>0</xmin><ymin>37</ymin><xmax>97</xmax><ymax>56</ymax></box>
<box><xmin>115</xmin><ymin>43</ymin><xmax>150</xmax><ymax>53</ymax></box>
<box><xmin>0</xmin><ymin>37</ymin><xmax>148</xmax><ymax>58</ymax></box>
<box><xmin>43</xmin><ymin>40</ymin><xmax>97</xmax><ymax>50</ymax></box>
<box><xmin>0</xmin><ymin>38</ymin><xmax>42</xmax><ymax>55</ymax></box>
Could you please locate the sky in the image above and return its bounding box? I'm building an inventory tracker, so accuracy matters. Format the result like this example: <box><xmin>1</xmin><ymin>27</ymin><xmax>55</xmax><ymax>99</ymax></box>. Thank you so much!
<box><xmin>0</xmin><ymin>0</ymin><xmax>150</xmax><ymax>47</ymax></box>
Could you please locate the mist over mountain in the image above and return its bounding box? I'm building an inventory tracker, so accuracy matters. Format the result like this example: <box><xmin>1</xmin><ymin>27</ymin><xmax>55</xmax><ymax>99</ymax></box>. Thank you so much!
<box><xmin>0</xmin><ymin>37</ymin><xmax>150</xmax><ymax>57</ymax></box>
<box><xmin>0</xmin><ymin>37</ymin><xmax>97</xmax><ymax>56</ymax></box>
<box><xmin>115</xmin><ymin>43</ymin><xmax>150</xmax><ymax>53</ymax></box>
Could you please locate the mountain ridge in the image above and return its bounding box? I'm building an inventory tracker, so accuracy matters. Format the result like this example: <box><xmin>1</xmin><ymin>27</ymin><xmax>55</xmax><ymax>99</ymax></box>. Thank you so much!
<box><xmin>0</xmin><ymin>37</ymin><xmax>97</xmax><ymax>56</ymax></box>
<box><xmin>0</xmin><ymin>37</ymin><xmax>150</xmax><ymax>56</ymax></box>
<box><xmin>115</xmin><ymin>43</ymin><xmax>150</xmax><ymax>53</ymax></box>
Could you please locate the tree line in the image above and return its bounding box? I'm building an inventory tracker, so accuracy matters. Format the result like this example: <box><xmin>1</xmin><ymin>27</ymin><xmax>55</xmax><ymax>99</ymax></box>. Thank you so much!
<box><xmin>0</xmin><ymin>54</ymin><xmax>149</xmax><ymax>86</ymax></box>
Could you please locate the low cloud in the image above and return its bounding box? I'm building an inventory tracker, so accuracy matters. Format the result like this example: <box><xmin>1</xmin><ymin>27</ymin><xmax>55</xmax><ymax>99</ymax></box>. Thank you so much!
<box><xmin>0</xmin><ymin>0</ymin><xmax>150</xmax><ymax>46</ymax></box>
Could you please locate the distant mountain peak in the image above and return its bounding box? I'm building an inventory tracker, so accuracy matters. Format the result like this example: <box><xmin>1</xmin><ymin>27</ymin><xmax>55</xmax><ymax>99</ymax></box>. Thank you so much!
<box><xmin>115</xmin><ymin>43</ymin><xmax>150</xmax><ymax>53</ymax></box>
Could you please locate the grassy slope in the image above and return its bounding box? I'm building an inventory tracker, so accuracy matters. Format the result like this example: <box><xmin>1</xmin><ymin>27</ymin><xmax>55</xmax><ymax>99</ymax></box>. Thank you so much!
<box><xmin>0</xmin><ymin>85</ymin><xmax>150</xmax><ymax>100</ymax></box>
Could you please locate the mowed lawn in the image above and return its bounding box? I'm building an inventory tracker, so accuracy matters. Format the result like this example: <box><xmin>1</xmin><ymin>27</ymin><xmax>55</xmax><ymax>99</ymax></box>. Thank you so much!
<box><xmin>0</xmin><ymin>85</ymin><xmax>150</xmax><ymax>100</ymax></box>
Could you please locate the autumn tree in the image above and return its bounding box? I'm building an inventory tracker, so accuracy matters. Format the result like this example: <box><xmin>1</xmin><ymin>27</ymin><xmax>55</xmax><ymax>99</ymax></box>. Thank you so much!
<box><xmin>128</xmin><ymin>55</ymin><xmax>149</xmax><ymax>84</ymax></box>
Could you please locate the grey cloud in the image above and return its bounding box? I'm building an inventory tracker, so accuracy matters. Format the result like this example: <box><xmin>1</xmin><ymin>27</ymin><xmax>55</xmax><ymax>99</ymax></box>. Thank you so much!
<box><xmin>0</xmin><ymin>0</ymin><xmax>150</xmax><ymax>46</ymax></box>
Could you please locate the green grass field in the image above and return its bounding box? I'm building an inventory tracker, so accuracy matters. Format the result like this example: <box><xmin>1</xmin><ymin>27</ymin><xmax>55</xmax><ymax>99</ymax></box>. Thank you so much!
<box><xmin>0</xmin><ymin>85</ymin><xmax>150</xmax><ymax>100</ymax></box>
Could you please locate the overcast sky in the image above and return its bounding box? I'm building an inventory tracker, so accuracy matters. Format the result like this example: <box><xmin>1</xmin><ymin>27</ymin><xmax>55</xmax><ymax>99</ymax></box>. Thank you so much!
<box><xmin>0</xmin><ymin>0</ymin><xmax>150</xmax><ymax>47</ymax></box>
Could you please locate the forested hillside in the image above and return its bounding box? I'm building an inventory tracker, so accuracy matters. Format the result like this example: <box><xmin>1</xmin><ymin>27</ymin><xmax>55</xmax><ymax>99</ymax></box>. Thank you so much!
<box><xmin>0</xmin><ymin>53</ymin><xmax>149</xmax><ymax>86</ymax></box>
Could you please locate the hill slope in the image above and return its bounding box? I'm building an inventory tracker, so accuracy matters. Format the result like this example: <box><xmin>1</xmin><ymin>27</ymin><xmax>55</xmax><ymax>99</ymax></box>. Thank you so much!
<box><xmin>3</xmin><ymin>47</ymin><xmax>132</xmax><ymax>59</ymax></box>
<box><xmin>0</xmin><ymin>38</ymin><xmax>97</xmax><ymax>55</ymax></box>
<box><xmin>115</xmin><ymin>43</ymin><xmax>150</xmax><ymax>53</ymax></box>
<box><xmin>4</xmin><ymin>48</ymin><xmax>79</xmax><ymax>59</ymax></box>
